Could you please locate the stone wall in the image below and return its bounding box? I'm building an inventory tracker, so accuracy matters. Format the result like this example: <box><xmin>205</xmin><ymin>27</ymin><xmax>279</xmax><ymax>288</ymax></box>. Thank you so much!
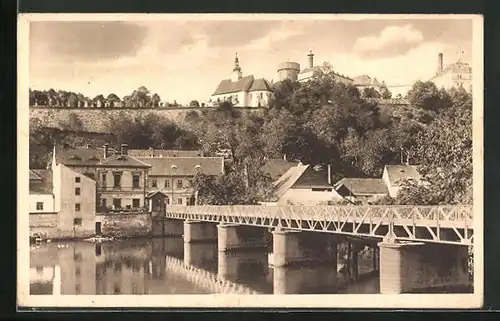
<box><xmin>30</xmin><ymin>107</ymin><xmax>266</xmax><ymax>133</ymax></box>
<box><xmin>99</xmin><ymin>213</ymin><xmax>152</xmax><ymax>238</ymax></box>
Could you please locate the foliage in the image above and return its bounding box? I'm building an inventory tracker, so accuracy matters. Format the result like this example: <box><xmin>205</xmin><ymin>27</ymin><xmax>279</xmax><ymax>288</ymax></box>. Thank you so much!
<box><xmin>363</xmin><ymin>87</ymin><xmax>381</xmax><ymax>99</ymax></box>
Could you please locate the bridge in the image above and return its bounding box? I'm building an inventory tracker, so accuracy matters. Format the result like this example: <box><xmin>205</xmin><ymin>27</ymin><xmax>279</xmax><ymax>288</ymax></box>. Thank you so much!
<box><xmin>165</xmin><ymin>205</ymin><xmax>473</xmax><ymax>246</ymax></box>
<box><xmin>157</xmin><ymin>205</ymin><xmax>473</xmax><ymax>294</ymax></box>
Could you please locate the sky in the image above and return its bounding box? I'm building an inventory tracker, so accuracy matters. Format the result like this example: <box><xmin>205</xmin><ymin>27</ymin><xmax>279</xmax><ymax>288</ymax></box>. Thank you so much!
<box><xmin>29</xmin><ymin>16</ymin><xmax>474</xmax><ymax>104</ymax></box>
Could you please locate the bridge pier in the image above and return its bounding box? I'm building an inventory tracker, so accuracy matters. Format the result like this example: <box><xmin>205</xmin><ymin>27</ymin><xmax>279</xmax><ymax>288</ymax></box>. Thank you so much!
<box><xmin>378</xmin><ymin>241</ymin><xmax>470</xmax><ymax>294</ymax></box>
<box><xmin>217</xmin><ymin>223</ymin><xmax>268</xmax><ymax>252</ymax></box>
<box><xmin>271</xmin><ymin>229</ymin><xmax>338</xmax><ymax>268</ymax></box>
<box><xmin>183</xmin><ymin>220</ymin><xmax>218</xmax><ymax>243</ymax></box>
<box><xmin>152</xmin><ymin>218</ymin><xmax>184</xmax><ymax>237</ymax></box>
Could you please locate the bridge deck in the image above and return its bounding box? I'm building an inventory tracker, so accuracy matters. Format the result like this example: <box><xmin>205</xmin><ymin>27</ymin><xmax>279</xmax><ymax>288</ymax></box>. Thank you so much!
<box><xmin>166</xmin><ymin>205</ymin><xmax>473</xmax><ymax>246</ymax></box>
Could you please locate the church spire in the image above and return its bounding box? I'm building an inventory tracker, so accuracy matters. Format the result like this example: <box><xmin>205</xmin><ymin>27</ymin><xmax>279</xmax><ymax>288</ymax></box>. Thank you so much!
<box><xmin>233</xmin><ymin>53</ymin><xmax>241</xmax><ymax>72</ymax></box>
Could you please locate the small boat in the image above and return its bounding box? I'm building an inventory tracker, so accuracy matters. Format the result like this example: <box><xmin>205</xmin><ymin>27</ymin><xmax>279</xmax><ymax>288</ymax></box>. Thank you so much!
<box><xmin>84</xmin><ymin>236</ymin><xmax>114</xmax><ymax>243</ymax></box>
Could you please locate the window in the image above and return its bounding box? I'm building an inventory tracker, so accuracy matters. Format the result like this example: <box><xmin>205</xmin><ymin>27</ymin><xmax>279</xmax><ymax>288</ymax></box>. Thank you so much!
<box><xmin>75</xmin><ymin>284</ymin><xmax>81</xmax><ymax>294</ymax></box>
<box><xmin>188</xmin><ymin>179</ymin><xmax>193</xmax><ymax>186</ymax></box>
<box><xmin>74</xmin><ymin>218</ymin><xmax>82</xmax><ymax>226</ymax></box>
<box><xmin>113</xmin><ymin>198</ymin><xmax>122</xmax><ymax>208</ymax></box>
<box><xmin>132</xmin><ymin>199</ymin><xmax>140</xmax><ymax>208</ymax></box>
<box><xmin>151</xmin><ymin>179</ymin><xmax>157</xmax><ymax>188</ymax></box>
<box><xmin>250</xmin><ymin>93</ymin><xmax>252</xmax><ymax>99</ymax></box>
<box><xmin>75</xmin><ymin>203</ymin><xmax>81</xmax><ymax>211</ymax></box>
<box><xmin>75</xmin><ymin>266</ymin><xmax>81</xmax><ymax>277</ymax></box>
<box><xmin>75</xmin><ymin>187</ymin><xmax>81</xmax><ymax>196</ymax></box>
<box><xmin>177</xmin><ymin>180</ymin><xmax>183</xmax><ymax>188</ymax></box>
<box><xmin>165</xmin><ymin>197</ymin><xmax>170</xmax><ymax>205</ymax></box>
<box><xmin>102</xmin><ymin>173</ymin><xmax>107</xmax><ymax>185</ymax></box>
<box><xmin>101</xmin><ymin>198</ymin><xmax>107</xmax><ymax>208</ymax></box>
<box><xmin>177</xmin><ymin>198</ymin><xmax>183</xmax><ymax>205</ymax></box>
<box><xmin>36</xmin><ymin>202</ymin><xmax>43</xmax><ymax>210</ymax></box>
<box><xmin>260</xmin><ymin>93</ymin><xmax>263</xmax><ymax>99</ymax></box>
<box><xmin>164</xmin><ymin>180</ymin><xmax>170</xmax><ymax>188</ymax></box>
<box><xmin>74</xmin><ymin>253</ymin><xmax>82</xmax><ymax>261</ymax></box>
<box><xmin>113</xmin><ymin>173</ymin><xmax>121</xmax><ymax>187</ymax></box>
<box><xmin>132</xmin><ymin>174</ymin><xmax>140</xmax><ymax>188</ymax></box>
<box><xmin>75</xmin><ymin>177</ymin><xmax>81</xmax><ymax>183</ymax></box>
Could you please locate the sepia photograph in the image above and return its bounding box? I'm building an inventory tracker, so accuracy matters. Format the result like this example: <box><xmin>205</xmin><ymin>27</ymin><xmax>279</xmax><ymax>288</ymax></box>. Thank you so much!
<box><xmin>17</xmin><ymin>14</ymin><xmax>483</xmax><ymax>309</ymax></box>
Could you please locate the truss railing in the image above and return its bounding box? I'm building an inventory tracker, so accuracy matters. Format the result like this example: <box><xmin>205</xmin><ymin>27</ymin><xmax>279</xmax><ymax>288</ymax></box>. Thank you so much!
<box><xmin>165</xmin><ymin>205</ymin><xmax>473</xmax><ymax>246</ymax></box>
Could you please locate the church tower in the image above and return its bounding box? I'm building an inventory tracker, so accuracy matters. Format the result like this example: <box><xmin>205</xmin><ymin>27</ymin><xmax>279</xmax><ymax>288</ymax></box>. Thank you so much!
<box><xmin>231</xmin><ymin>53</ymin><xmax>243</xmax><ymax>82</ymax></box>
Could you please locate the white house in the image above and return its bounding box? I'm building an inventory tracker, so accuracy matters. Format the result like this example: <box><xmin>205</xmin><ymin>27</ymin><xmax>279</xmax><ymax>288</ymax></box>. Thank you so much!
<box><xmin>210</xmin><ymin>54</ymin><xmax>274</xmax><ymax>108</ymax></box>
<box><xmin>29</xmin><ymin>169</ymin><xmax>55</xmax><ymax>214</ymax></box>
<box><xmin>382</xmin><ymin>164</ymin><xmax>422</xmax><ymax>198</ymax></box>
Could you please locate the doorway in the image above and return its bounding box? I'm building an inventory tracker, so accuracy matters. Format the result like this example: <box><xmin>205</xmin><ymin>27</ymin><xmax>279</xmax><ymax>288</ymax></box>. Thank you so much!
<box><xmin>95</xmin><ymin>222</ymin><xmax>102</xmax><ymax>235</ymax></box>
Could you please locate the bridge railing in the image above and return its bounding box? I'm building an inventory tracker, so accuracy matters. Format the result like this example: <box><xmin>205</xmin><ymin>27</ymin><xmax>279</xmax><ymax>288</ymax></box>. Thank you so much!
<box><xmin>166</xmin><ymin>205</ymin><xmax>472</xmax><ymax>222</ymax></box>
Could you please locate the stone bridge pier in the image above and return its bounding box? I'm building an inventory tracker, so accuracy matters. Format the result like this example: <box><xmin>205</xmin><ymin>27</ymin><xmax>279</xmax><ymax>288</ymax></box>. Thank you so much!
<box><xmin>217</xmin><ymin>223</ymin><xmax>269</xmax><ymax>252</ymax></box>
<box><xmin>183</xmin><ymin>220</ymin><xmax>218</xmax><ymax>243</ymax></box>
<box><xmin>378</xmin><ymin>241</ymin><xmax>470</xmax><ymax>294</ymax></box>
<box><xmin>271</xmin><ymin>229</ymin><xmax>338</xmax><ymax>268</ymax></box>
<box><xmin>152</xmin><ymin>218</ymin><xmax>184</xmax><ymax>237</ymax></box>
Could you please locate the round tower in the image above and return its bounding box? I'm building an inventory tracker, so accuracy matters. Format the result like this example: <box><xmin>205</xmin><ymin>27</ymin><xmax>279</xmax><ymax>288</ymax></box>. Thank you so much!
<box><xmin>277</xmin><ymin>62</ymin><xmax>301</xmax><ymax>81</ymax></box>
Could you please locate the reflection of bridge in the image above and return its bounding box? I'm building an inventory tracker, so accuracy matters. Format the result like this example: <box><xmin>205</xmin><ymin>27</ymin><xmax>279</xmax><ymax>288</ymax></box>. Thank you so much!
<box><xmin>166</xmin><ymin>205</ymin><xmax>473</xmax><ymax>246</ymax></box>
<box><xmin>164</xmin><ymin>256</ymin><xmax>262</xmax><ymax>294</ymax></box>
<box><xmin>157</xmin><ymin>205</ymin><xmax>473</xmax><ymax>294</ymax></box>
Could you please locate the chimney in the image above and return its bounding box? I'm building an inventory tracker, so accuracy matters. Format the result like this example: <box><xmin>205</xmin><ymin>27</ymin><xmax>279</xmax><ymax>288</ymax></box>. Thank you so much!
<box><xmin>308</xmin><ymin>50</ymin><xmax>314</xmax><ymax>68</ymax></box>
<box><xmin>327</xmin><ymin>164</ymin><xmax>332</xmax><ymax>185</ymax></box>
<box><xmin>120</xmin><ymin>144</ymin><xmax>128</xmax><ymax>156</ymax></box>
<box><xmin>437</xmin><ymin>53</ymin><xmax>443</xmax><ymax>74</ymax></box>
<box><xmin>103</xmin><ymin>143</ymin><xmax>109</xmax><ymax>159</ymax></box>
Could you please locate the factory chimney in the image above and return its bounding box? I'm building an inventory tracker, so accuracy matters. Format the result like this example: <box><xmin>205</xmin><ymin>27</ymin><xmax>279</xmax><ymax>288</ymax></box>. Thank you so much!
<box><xmin>437</xmin><ymin>53</ymin><xmax>443</xmax><ymax>74</ymax></box>
<box><xmin>308</xmin><ymin>50</ymin><xmax>314</xmax><ymax>68</ymax></box>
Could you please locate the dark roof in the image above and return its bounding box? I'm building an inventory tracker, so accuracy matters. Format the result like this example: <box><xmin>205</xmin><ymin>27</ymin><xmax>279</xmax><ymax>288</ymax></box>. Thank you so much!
<box><xmin>128</xmin><ymin>149</ymin><xmax>204</xmax><ymax>158</ymax></box>
<box><xmin>334</xmin><ymin>178</ymin><xmax>388</xmax><ymax>196</ymax></box>
<box><xmin>29</xmin><ymin>169</ymin><xmax>53</xmax><ymax>194</ymax></box>
<box><xmin>212</xmin><ymin>75</ymin><xmax>255</xmax><ymax>95</ymax></box>
<box><xmin>273</xmin><ymin>165</ymin><xmax>309</xmax><ymax>199</ymax></box>
<box><xmin>99</xmin><ymin>154</ymin><xmax>151</xmax><ymax>168</ymax></box>
<box><xmin>249</xmin><ymin>78</ymin><xmax>273</xmax><ymax>92</ymax></box>
<box><xmin>54</xmin><ymin>145</ymin><xmax>104</xmax><ymax>166</ymax></box>
<box><xmin>137</xmin><ymin>157</ymin><xmax>224</xmax><ymax>176</ymax></box>
<box><xmin>260</xmin><ymin>159</ymin><xmax>297</xmax><ymax>180</ymax></box>
<box><xmin>384</xmin><ymin>165</ymin><xmax>420</xmax><ymax>186</ymax></box>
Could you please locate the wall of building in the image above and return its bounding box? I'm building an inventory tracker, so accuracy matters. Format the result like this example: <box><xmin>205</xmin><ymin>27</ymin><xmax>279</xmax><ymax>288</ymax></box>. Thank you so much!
<box><xmin>149</xmin><ymin>175</ymin><xmax>196</xmax><ymax>205</ymax></box>
<box><xmin>55</xmin><ymin>164</ymin><xmax>97</xmax><ymax>238</ymax></box>
<box><xmin>433</xmin><ymin>72</ymin><xmax>472</xmax><ymax>93</ymax></box>
<box><xmin>278</xmin><ymin>188</ymin><xmax>342</xmax><ymax>205</ymax></box>
<box><xmin>248</xmin><ymin>91</ymin><xmax>273</xmax><ymax>108</ymax></box>
<box><xmin>98</xmin><ymin>168</ymin><xmax>147</xmax><ymax>209</ymax></box>
<box><xmin>97</xmin><ymin>213</ymin><xmax>152</xmax><ymax>238</ymax></box>
<box><xmin>29</xmin><ymin>193</ymin><xmax>55</xmax><ymax>213</ymax></box>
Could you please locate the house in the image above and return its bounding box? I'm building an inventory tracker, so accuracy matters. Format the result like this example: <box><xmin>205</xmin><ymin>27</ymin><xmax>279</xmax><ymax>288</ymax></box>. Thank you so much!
<box><xmin>382</xmin><ymin>164</ymin><xmax>421</xmax><ymax>198</ymax></box>
<box><xmin>333</xmin><ymin>178</ymin><xmax>389</xmax><ymax>204</ymax></box>
<box><xmin>29</xmin><ymin>169</ymin><xmax>55</xmax><ymax>214</ymax></box>
<box><xmin>52</xmin><ymin>143</ymin><xmax>151</xmax><ymax>211</ymax></box>
<box><xmin>271</xmin><ymin>163</ymin><xmax>342</xmax><ymax>205</ymax></box>
<box><xmin>210</xmin><ymin>54</ymin><xmax>274</xmax><ymax>108</ymax></box>
<box><xmin>431</xmin><ymin>53</ymin><xmax>472</xmax><ymax>93</ymax></box>
<box><xmin>128</xmin><ymin>148</ymin><xmax>204</xmax><ymax>158</ymax></box>
<box><xmin>137</xmin><ymin>156</ymin><xmax>225</xmax><ymax>206</ymax></box>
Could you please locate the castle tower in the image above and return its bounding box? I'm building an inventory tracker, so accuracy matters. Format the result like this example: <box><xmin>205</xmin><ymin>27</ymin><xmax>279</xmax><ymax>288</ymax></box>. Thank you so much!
<box><xmin>308</xmin><ymin>50</ymin><xmax>315</xmax><ymax>68</ymax></box>
<box><xmin>437</xmin><ymin>53</ymin><xmax>443</xmax><ymax>75</ymax></box>
<box><xmin>277</xmin><ymin>62</ymin><xmax>301</xmax><ymax>81</ymax></box>
<box><xmin>231</xmin><ymin>53</ymin><xmax>243</xmax><ymax>82</ymax></box>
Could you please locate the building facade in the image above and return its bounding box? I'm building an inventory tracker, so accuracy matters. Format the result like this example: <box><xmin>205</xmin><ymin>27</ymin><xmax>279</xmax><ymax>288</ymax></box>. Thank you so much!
<box><xmin>210</xmin><ymin>54</ymin><xmax>274</xmax><ymax>108</ymax></box>
<box><xmin>136</xmin><ymin>156</ymin><xmax>225</xmax><ymax>206</ymax></box>
<box><xmin>352</xmin><ymin>75</ymin><xmax>386</xmax><ymax>95</ymax></box>
<box><xmin>297</xmin><ymin>51</ymin><xmax>353</xmax><ymax>85</ymax></box>
<box><xmin>431</xmin><ymin>52</ymin><xmax>472</xmax><ymax>93</ymax></box>
<box><xmin>29</xmin><ymin>169</ymin><xmax>55</xmax><ymax>214</ymax></box>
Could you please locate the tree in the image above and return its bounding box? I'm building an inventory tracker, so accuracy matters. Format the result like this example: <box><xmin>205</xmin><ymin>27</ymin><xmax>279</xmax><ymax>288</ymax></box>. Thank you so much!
<box><xmin>363</xmin><ymin>87</ymin><xmax>381</xmax><ymax>99</ymax></box>
<box><xmin>67</xmin><ymin>93</ymin><xmax>79</xmax><ymax>108</ymax></box>
<box><xmin>380</xmin><ymin>86</ymin><xmax>392</xmax><ymax>99</ymax></box>
<box><xmin>189</xmin><ymin>100</ymin><xmax>200</xmax><ymax>108</ymax></box>
<box><xmin>151</xmin><ymin>93</ymin><xmax>161</xmax><ymax>108</ymax></box>
<box><xmin>407</xmin><ymin>81</ymin><xmax>452</xmax><ymax>111</ymax></box>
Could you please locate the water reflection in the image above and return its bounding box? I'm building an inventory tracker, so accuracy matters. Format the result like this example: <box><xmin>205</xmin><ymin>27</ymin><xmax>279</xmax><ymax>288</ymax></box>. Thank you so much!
<box><xmin>30</xmin><ymin>237</ymin><xmax>380</xmax><ymax>295</ymax></box>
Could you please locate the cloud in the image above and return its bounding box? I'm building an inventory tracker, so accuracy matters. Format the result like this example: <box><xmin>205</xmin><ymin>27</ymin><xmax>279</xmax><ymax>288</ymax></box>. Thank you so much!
<box><xmin>199</xmin><ymin>21</ymin><xmax>282</xmax><ymax>48</ymax></box>
<box><xmin>30</xmin><ymin>21</ymin><xmax>148</xmax><ymax>62</ymax></box>
<box><xmin>353</xmin><ymin>24</ymin><xmax>424</xmax><ymax>58</ymax></box>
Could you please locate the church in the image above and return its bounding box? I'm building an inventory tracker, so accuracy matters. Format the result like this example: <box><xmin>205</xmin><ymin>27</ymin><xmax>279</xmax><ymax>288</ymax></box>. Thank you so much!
<box><xmin>210</xmin><ymin>54</ymin><xmax>274</xmax><ymax>108</ymax></box>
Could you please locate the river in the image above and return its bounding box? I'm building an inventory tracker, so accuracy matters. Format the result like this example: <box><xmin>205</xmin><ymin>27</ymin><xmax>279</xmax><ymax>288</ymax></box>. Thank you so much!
<box><xmin>29</xmin><ymin>237</ymin><xmax>382</xmax><ymax>295</ymax></box>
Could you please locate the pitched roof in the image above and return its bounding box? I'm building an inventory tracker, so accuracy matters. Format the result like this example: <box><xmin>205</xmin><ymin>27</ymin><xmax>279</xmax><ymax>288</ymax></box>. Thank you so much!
<box><xmin>128</xmin><ymin>149</ymin><xmax>204</xmax><ymax>158</ymax></box>
<box><xmin>248</xmin><ymin>78</ymin><xmax>273</xmax><ymax>92</ymax></box>
<box><xmin>99</xmin><ymin>154</ymin><xmax>151</xmax><ymax>168</ymax></box>
<box><xmin>54</xmin><ymin>145</ymin><xmax>104</xmax><ymax>166</ymax></box>
<box><xmin>137</xmin><ymin>157</ymin><xmax>224</xmax><ymax>176</ymax></box>
<box><xmin>384</xmin><ymin>165</ymin><xmax>421</xmax><ymax>186</ymax></box>
<box><xmin>272</xmin><ymin>165</ymin><xmax>310</xmax><ymax>199</ymax></box>
<box><xmin>29</xmin><ymin>169</ymin><xmax>53</xmax><ymax>194</ymax></box>
<box><xmin>334</xmin><ymin>178</ymin><xmax>388</xmax><ymax>196</ymax></box>
<box><xmin>212</xmin><ymin>75</ymin><xmax>254</xmax><ymax>95</ymax></box>
<box><xmin>352</xmin><ymin>75</ymin><xmax>381</xmax><ymax>87</ymax></box>
<box><xmin>260</xmin><ymin>159</ymin><xmax>297</xmax><ymax>180</ymax></box>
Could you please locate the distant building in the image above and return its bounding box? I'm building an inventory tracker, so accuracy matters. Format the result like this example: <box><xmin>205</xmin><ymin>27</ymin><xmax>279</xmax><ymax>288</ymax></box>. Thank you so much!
<box><xmin>29</xmin><ymin>169</ymin><xmax>55</xmax><ymax>214</ymax></box>
<box><xmin>277</xmin><ymin>62</ymin><xmax>301</xmax><ymax>82</ymax></box>
<box><xmin>271</xmin><ymin>163</ymin><xmax>342</xmax><ymax>205</ymax></box>
<box><xmin>352</xmin><ymin>75</ymin><xmax>386</xmax><ymax>95</ymax></box>
<box><xmin>297</xmin><ymin>51</ymin><xmax>353</xmax><ymax>85</ymax></box>
<box><xmin>382</xmin><ymin>164</ymin><xmax>421</xmax><ymax>198</ymax></box>
<box><xmin>128</xmin><ymin>148</ymin><xmax>204</xmax><ymax>158</ymax></box>
<box><xmin>210</xmin><ymin>54</ymin><xmax>274</xmax><ymax>108</ymax></box>
<box><xmin>333</xmin><ymin>178</ymin><xmax>388</xmax><ymax>203</ymax></box>
<box><xmin>431</xmin><ymin>52</ymin><xmax>472</xmax><ymax>93</ymax></box>
<box><xmin>136</xmin><ymin>156</ymin><xmax>225</xmax><ymax>206</ymax></box>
